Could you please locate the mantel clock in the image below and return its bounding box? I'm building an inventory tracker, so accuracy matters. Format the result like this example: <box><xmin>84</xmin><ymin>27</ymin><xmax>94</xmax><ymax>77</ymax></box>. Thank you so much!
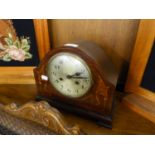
<box><xmin>34</xmin><ymin>41</ymin><xmax>118</xmax><ymax>128</ymax></box>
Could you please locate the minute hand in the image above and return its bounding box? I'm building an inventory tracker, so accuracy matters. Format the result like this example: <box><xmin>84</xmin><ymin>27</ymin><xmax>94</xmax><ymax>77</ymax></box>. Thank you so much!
<box><xmin>72</xmin><ymin>76</ymin><xmax>88</xmax><ymax>79</ymax></box>
<box><xmin>66</xmin><ymin>75</ymin><xmax>88</xmax><ymax>79</ymax></box>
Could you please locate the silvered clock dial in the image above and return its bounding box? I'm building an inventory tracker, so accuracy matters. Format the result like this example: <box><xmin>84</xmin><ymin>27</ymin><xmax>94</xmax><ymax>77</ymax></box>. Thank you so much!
<box><xmin>47</xmin><ymin>52</ymin><xmax>93</xmax><ymax>98</ymax></box>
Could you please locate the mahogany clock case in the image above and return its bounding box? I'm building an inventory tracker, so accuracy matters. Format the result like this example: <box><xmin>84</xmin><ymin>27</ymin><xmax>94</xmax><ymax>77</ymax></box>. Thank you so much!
<box><xmin>34</xmin><ymin>41</ymin><xmax>118</xmax><ymax>128</ymax></box>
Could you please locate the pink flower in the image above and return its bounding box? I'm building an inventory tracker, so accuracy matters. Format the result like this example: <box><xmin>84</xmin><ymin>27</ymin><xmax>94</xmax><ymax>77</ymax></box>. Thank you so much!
<box><xmin>7</xmin><ymin>48</ymin><xmax>25</xmax><ymax>61</ymax></box>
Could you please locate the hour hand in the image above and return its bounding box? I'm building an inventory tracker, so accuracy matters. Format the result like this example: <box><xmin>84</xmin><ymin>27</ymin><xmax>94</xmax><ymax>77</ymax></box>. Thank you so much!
<box><xmin>66</xmin><ymin>72</ymin><xmax>83</xmax><ymax>78</ymax></box>
<box><xmin>72</xmin><ymin>72</ymin><xmax>83</xmax><ymax>76</ymax></box>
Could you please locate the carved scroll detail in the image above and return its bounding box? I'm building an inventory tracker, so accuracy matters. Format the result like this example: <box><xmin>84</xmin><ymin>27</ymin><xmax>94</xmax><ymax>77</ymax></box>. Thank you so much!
<box><xmin>0</xmin><ymin>101</ymin><xmax>81</xmax><ymax>135</ymax></box>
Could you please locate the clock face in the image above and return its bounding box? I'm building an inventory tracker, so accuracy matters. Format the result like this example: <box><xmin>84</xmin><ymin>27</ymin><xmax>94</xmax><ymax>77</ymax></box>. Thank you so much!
<box><xmin>47</xmin><ymin>52</ymin><xmax>93</xmax><ymax>98</ymax></box>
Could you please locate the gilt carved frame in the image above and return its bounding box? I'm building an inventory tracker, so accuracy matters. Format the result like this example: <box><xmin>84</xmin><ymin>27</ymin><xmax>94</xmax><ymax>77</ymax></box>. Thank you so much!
<box><xmin>0</xmin><ymin>101</ymin><xmax>81</xmax><ymax>134</ymax></box>
<box><xmin>0</xmin><ymin>19</ymin><xmax>50</xmax><ymax>84</ymax></box>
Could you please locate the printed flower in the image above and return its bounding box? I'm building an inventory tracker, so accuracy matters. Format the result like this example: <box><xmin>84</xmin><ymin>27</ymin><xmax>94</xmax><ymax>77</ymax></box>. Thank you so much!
<box><xmin>0</xmin><ymin>51</ymin><xmax>7</xmax><ymax>58</ymax></box>
<box><xmin>7</xmin><ymin>48</ymin><xmax>25</xmax><ymax>61</ymax></box>
<box><xmin>0</xmin><ymin>33</ymin><xmax>32</xmax><ymax>62</ymax></box>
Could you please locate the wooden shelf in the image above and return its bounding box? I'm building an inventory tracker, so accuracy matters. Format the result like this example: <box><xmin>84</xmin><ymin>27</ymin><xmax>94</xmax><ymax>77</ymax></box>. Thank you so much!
<box><xmin>123</xmin><ymin>93</ymin><xmax>155</xmax><ymax>124</ymax></box>
<box><xmin>0</xmin><ymin>84</ymin><xmax>155</xmax><ymax>134</ymax></box>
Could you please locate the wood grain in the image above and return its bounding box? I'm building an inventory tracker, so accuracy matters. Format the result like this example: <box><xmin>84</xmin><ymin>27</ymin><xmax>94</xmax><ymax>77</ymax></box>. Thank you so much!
<box><xmin>125</xmin><ymin>19</ymin><xmax>155</xmax><ymax>102</ymax></box>
<box><xmin>0</xmin><ymin>84</ymin><xmax>155</xmax><ymax>134</ymax></box>
<box><xmin>123</xmin><ymin>93</ymin><xmax>155</xmax><ymax>124</ymax></box>
<box><xmin>33</xmin><ymin>19</ymin><xmax>50</xmax><ymax>60</ymax></box>
<box><xmin>123</xmin><ymin>20</ymin><xmax>155</xmax><ymax>124</ymax></box>
<box><xmin>48</xmin><ymin>19</ymin><xmax>139</xmax><ymax>72</ymax></box>
<box><xmin>0</xmin><ymin>67</ymin><xmax>35</xmax><ymax>84</ymax></box>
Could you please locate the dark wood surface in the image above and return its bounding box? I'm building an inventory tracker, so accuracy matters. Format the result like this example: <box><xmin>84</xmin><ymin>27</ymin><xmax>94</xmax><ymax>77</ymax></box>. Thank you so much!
<box><xmin>0</xmin><ymin>84</ymin><xmax>155</xmax><ymax>134</ymax></box>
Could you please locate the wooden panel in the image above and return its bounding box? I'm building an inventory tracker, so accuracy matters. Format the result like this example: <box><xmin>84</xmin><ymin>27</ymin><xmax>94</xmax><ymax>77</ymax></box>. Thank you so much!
<box><xmin>33</xmin><ymin>19</ymin><xmax>50</xmax><ymax>60</ymax></box>
<box><xmin>125</xmin><ymin>19</ymin><xmax>155</xmax><ymax>102</ymax></box>
<box><xmin>0</xmin><ymin>67</ymin><xmax>35</xmax><ymax>84</ymax></box>
<box><xmin>48</xmin><ymin>19</ymin><xmax>139</xmax><ymax>72</ymax></box>
<box><xmin>123</xmin><ymin>20</ymin><xmax>155</xmax><ymax>123</ymax></box>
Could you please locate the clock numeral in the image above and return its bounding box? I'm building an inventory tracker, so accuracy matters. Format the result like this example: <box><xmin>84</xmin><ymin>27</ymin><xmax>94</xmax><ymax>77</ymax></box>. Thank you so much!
<box><xmin>75</xmin><ymin>81</ymin><xmax>80</xmax><ymax>85</ymax></box>
<box><xmin>52</xmin><ymin>72</ymin><xmax>56</xmax><ymax>76</ymax></box>
<box><xmin>84</xmin><ymin>79</ymin><xmax>89</xmax><ymax>83</ymax></box>
<box><xmin>80</xmin><ymin>69</ymin><xmax>85</xmax><ymax>73</ymax></box>
<box><xmin>67</xmin><ymin>89</ymin><xmax>71</xmax><ymax>92</ymax></box>
<box><xmin>59</xmin><ymin>60</ymin><xmax>63</xmax><ymax>64</ymax></box>
<box><xmin>82</xmin><ymin>85</ymin><xmax>84</xmax><ymax>89</ymax></box>
<box><xmin>54</xmin><ymin>65</ymin><xmax>60</xmax><ymax>70</ymax></box>
<box><xmin>59</xmin><ymin>77</ymin><xmax>63</xmax><ymax>81</ymax></box>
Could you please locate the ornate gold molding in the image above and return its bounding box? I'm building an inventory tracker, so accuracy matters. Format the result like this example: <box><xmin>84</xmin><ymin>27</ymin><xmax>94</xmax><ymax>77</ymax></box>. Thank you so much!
<box><xmin>0</xmin><ymin>101</ymin><xmax>81</xmax><ymax>135</ymax></box>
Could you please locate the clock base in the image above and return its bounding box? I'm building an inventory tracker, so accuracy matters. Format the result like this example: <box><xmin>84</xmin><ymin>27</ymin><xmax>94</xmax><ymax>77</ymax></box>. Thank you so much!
<box><xmin>36</xmin><ymin>96</ymin><xmax>112</xmax><ymax>129</ymax></box>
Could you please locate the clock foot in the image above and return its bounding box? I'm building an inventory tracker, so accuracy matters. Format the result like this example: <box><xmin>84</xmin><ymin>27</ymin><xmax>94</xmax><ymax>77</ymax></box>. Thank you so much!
<box><xmin>96</xmin><ymin>120</ymin><xmax>112</xmax><ymax>129</ymax></box>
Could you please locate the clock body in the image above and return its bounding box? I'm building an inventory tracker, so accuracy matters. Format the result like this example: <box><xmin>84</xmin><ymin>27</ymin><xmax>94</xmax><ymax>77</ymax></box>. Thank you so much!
<box><xmin>34</xmin><ymin>41</ymin><xmax>118</xmax><ymax>128</ymax></box>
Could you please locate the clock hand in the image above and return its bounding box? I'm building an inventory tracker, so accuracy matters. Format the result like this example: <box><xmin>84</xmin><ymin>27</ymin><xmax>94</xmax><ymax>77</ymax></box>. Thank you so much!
<box><xmin>70</xmin><ymin>72</ymin><xmax>83</xmax><ymax>76</ymax></box>
<box><xmin>72</xmin><ymin>76</ymin><xmax>88</xmax><ymax>79</ymax></box>
<box><xmin>66</xmin><ymin>75</ymin><xmax>88</xmax><ymax>79</ymax></box>
<box><xmin>66</xmin><ymin>71</ymin><xmax>84</xmax><ymax>78</ymax></box>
